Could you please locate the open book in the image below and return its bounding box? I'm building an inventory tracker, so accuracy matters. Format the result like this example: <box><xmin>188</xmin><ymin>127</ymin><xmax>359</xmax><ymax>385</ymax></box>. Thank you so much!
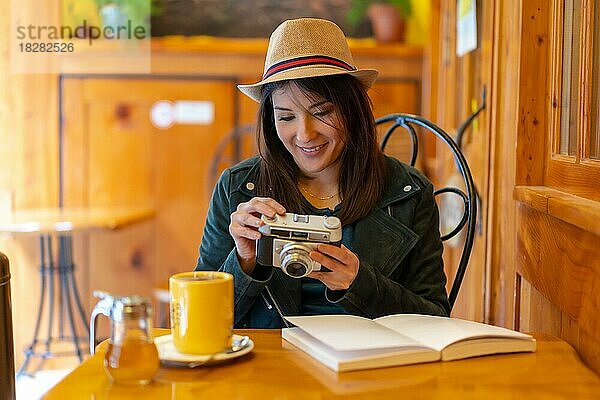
<box><xmin>282</xmin><ymin>314</ymin><xmax>536</xmax><ymax>372</ymax></box>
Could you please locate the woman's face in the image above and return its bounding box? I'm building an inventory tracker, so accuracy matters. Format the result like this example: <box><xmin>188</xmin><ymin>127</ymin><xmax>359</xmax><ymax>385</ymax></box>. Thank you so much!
<box><xmin>271</xmin><ymin>84</ymin><xmax>346</xmax><ymax>181</ymax></box>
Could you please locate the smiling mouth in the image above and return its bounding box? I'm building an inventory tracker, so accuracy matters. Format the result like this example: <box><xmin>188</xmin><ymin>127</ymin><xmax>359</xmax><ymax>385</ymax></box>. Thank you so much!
<box><xmin>297</xmin><ymin>143</ymin><xmax>327</xmax><ymax>153</ymax></box>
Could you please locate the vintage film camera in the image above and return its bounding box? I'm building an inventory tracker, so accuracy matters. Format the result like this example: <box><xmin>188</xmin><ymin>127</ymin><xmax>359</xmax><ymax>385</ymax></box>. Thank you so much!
<box><xmin>256</xmin><ymin>213</ymin><xmax>342</xmax><ymax>278</ymax></box>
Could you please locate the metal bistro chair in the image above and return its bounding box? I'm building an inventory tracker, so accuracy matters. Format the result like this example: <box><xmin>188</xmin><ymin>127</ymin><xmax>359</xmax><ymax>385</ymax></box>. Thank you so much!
<box><xmin>376</xmin><ymin>113</ymin><xmax>478</xmax><ymax>310</ymax></box>
<box><xmin>207</xmin><ymin>124</ymin><xmax>256</xmax><ymax>197</ymax></box>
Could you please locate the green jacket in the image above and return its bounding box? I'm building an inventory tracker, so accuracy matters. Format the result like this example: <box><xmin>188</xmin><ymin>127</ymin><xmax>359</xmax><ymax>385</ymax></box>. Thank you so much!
<box><xmin>196</xmin><ymin>156</ymin><xmax>450</xmax><ymax>328</ymax></box>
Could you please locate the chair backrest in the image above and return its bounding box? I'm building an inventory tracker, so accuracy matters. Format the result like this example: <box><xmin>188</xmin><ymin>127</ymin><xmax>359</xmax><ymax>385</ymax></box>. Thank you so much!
<box><xmin>207</xmin><ymin>124</ymin><xmax>256</xmax><ymax>194</ymax></box>
<box><xmin>376</xmin><ymin>113</ymin><xmax>477</xmax><ymax>310</ymax></box>
<box><xmin>0</xmin><ymin>251</ymin><xmax>15</xmax><ymax>400</ymax></box>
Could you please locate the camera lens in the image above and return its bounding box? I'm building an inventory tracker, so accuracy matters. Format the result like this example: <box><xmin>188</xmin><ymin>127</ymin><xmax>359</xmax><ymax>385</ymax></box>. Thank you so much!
<box><xmin>286</xmin><ymin>262</ymin><xmax>308</xmax><ymax>278</ymax></box>
<box><xmin>279</xmin><ymin>243</ymin><xmax>316</xmax><ymax>278</ymax></box>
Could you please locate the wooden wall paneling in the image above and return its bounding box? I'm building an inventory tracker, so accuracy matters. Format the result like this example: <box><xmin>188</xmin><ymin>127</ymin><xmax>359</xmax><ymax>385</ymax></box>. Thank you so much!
<box><xmin>352</xmin><ymin>49</ymin><xmax>423</xmax><ymax>81</ymax></box>
<box><xmin>10</xmin><ymin>77</ymin><xmax>60</xmax><ymax>208</ymax></box>
<box><xmin>88</xmin><ymin>221</ymin><xmax>155</xmax><ymax>299</ymax></box>
<box><xmin>514</xmin><ymin>185</ymin><xmax>600</xmax><ymax>237</ymax></box>
<box><xmin>153</xmin><ymin>80</ymin><xmax>236</xmax><ymax>284</ymax></box>
<box><xmin>579</xmin><ymin>328</ymin><xmax>600</xmax><ymax>374</ymax></box>
<box><xmin>428</xmin><ymin>0</ymin><xmax>494</xmax><ymax>322</ymax></box>
<box><xmin>0</xmin><ymin>0</ymin><xmax>62</xmax><ymax>368</ymax></box>
<box><xmin>60</xmin><ymin>78</ymin><xmax>92</xmax><ymax>340</ymax></box>
<box><xmin>0</xmin><ymin>0</ymin><xmax>14</xmax><ymax>209</ymax></box>
<box><xmin>471</xmin><ymin>0</ymin><xmax>495</xmax><ymax>325</ymax></box>
<box><xmin>518</xmin><ymin>278</ymin><xmax>562</xmax><ymax>336</ymax></box>
<box><xmin>485</xmin><ymin>0</ymin><xmax>523</xmax><ymax>329</ymax></box>
<box><xmin>423</xmin><ymin>0</ymin><xmax>441</xmax><ymax>121</ymax></box>
<box><xmin>518</xmin><ymin>275</ymin><xmax>600</xmax><ymax>373</ymax></box>
<box><xmin>518</xmin><ymin>277</ymin><xmax>580</xmax><ymax>356</ymax></box>
<box><xmin>0</xmin><ymin>1</ymin><xmax>28</xmax><ymax>369</ymax></box>
<box><xmin>511</xmin><ymin>0</ymin><xmax>600</xmax><ymax>374</ymax></box>
<box><xmin>432</xmin><ymin>0</ymin><xmax>456</xmax><ymax>281</ymax></box>
<box><xmin>435</xmin><ymin>0</ymin><xmax>458</xmax><ymax>135</ymax></box>
<box><xmin>1</xmin><ymin>1</ymin><xmax>60</xmax><ymax>209</ymax></box>
<box><xmin>370</xmin><ymin>81</ymin><xmax>420</xmax><ymax>116</ymax></box>
<box><xmin>83</xmin><ymin>79</ymin><xmax>155</xmax><ymax>208</ymax></box>
<box><xmin>83</xmin><ymin>78</ymin><xmax>156</xmax><ymax>308</ymax></box>
<box><xmin>221</xmin><ymin>71</ymin><xmax>260</xmax><ymax>181</ymax></box>
<box><xmin>546</xmin><ymin>161</ymin><xmax>600</xmax><ymax>201</ymax></box>
<box><xmin>370</xmin><ymin>81</ymin><xmax>422</xmax><ymax>168</ymax></box>
<box><xmin>55</xmin><ymin>79</ymin><xmax>92</xmax><ymax>346</ymax></box>
<box><xmin>62</xmin><ymin>78</ymin><xmax>238</xmax><ymax>304</ymax></box>
<box><xmin>236</xmin><ymin>85</ymin><xmax>260</xmax><ymax>167</ymax></box>
<box><xmin>452</xmin><ymin>0</ymin><xmax>495</xmax><ymax>323</ymax></box>
<box><xmin>422</xmin><ymin>0</ymin><xmax>442</xmax><ymax>174</ymax></box>
<box><xmin>561</xmin><ymin>312</ymin><xmax>581</xmax><ymax>357</ymax></box>
<box><xmin>62</xmin><ymin>79</ymin><xmax>87</xmax><ymax>207</ymax></box>
<box><xmin>150</xmin><ymin>52</ymin><xmax>263</xmax><ymax>79</ymax></box>
<box><xmin>516</xmin><ymin>205</ymin><xmax>600</xmax><ymax>336</ymax></box>
<box><xmin>432</xmin><ymin>0</ymin><xmax>465</xmax><ymax>316</ymax></box>
<box><xmin>149</xmin><ymin>41</ymin><xmax>424</xmax><ymax>80</ymax></box>
<box><xmin>515</xmin><ymin>1</ymin><xmax>548</xmax><ymax>186</ymax></box>
<box><xmin>88</xmin><ymin>91</ymin><xmax>161</xmax><ymax>294</ymax></box>
<box><xmin>516</xmin><ymin>204</ymin><xmax>600</xmax><ymax>372</ymax></box>
<box><xmin>62</xmin><ymin>78</ymin><xmax>155</xmax><ymax>311</ymax></box>
<box><xmin>451</xmin><ymin>51</ymin><xmax>478</xmax><ymax>320</ymax></box>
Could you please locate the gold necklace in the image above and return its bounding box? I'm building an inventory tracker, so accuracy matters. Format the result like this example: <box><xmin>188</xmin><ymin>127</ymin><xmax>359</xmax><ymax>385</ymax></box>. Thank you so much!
<box><xmin>299</xmin><ymin>184</ymin><xmax>338</xmax><ymax>201</ymax></box>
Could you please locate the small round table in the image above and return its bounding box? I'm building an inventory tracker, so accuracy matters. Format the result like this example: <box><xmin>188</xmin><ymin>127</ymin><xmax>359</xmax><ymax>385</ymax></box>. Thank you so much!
<box><xmin>0</xmin><ymin>206</ymin><xmax>154</xmax><ymax>377</ymax></box>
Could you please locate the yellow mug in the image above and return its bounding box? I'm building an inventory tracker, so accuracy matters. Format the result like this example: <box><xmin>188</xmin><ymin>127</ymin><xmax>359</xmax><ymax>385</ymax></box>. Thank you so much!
<box><xmin>169</xmin><ymin>271</ymin><xmax>233</xmax><ymax>355</ymax></box>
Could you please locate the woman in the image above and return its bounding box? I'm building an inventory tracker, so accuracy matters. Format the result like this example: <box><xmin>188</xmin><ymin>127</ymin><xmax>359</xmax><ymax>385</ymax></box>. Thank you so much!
<box><xmin>196</xmin><ymin>18</ymin><xmax>450</xmax><ymax>328</ymax></box>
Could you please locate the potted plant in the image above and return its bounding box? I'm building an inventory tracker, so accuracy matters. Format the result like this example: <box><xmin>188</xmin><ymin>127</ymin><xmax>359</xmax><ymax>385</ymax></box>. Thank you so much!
<box><xmin>347</xmin><ymin>0</ymin><xmax>412</xmax><ymax>43</ymax></box>
<box><xmin>94</xmin><ymin>0</ymin><xmax>162</xmax><ymax>31</ymax></box>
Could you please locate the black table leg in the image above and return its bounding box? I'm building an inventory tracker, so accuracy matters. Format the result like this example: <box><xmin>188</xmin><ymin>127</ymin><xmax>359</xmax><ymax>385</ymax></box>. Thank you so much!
<box><xmin>16</xmin><ymin>232</ymin><xmax>89</xmax><ymax>377</ymax></box>
<box><xmin>16</xmin><ymin>235</ymin><xmax>50</xmax><ymax>377</ymax></box>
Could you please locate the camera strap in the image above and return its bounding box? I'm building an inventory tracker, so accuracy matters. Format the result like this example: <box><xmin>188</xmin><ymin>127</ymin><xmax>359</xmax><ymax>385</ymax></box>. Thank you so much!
<box><xmin>263</xmin><ymin>285</ymin><xmax>292</xmax><ymax>328</ymax></box>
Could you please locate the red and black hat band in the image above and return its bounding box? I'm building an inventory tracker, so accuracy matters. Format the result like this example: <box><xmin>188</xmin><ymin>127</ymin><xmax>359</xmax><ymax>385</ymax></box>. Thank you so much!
<box><xmin>263</xmin><ymin>55</ymin><xmax>356</xmax><ymax>80</ymax></box>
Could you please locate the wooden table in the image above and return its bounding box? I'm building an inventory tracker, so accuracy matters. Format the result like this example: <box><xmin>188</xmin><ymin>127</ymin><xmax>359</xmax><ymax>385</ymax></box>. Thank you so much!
<box><xmin>44</xmin><ymin>329</ymin><xmax>600</xmax><ymax>399</ymax></box>
<box><xmin>0</xmin><ymin>207</ymin><xmax>155</xmax><ymax>233</ymax></box>
<box><xmin>0</xmin><ymin>206</ymin><xmax>154</xmax><ymax>376</ymax></box>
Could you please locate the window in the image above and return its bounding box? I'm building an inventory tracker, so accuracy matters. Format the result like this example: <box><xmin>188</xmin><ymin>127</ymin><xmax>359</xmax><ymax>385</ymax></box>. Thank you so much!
<box><xmin>547</xmin><ymin>0</ymin><xmax>600</xmax><ymax>199</ymax></box>
<box><xmin>558</xmin><ymin>0</ymin><xmax>580</xmax><ymax>156</ymax></box>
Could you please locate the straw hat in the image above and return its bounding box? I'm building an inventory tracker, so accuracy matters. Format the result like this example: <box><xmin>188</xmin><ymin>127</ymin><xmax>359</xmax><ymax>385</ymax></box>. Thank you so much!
<box><xmin>238</xmin><ymin>18</ymin><xmax>379</xmax><ymax>102</ymax></box>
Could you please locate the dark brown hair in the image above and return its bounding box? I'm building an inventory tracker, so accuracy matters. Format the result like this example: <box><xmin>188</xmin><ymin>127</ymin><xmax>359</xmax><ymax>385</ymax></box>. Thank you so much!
<box><xmin>255</xmin><ymin>74</ymin><xmax>389</xmax><ymax>224</ymax></box>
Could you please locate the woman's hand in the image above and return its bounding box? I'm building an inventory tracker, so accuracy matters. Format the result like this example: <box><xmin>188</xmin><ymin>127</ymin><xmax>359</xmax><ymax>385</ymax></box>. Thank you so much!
<box><xmin>308</xmin><ymin>244</ymin><xmax>359</xmax><ymax>290</ymax></box>
<box><xmin>229</xmin><ymin>197</ymin><xmax>286</xmax><ymax>274</ymax></box>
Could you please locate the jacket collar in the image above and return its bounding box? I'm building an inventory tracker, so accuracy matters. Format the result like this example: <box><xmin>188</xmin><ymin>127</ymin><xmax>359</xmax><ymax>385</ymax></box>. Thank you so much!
<box><xmin>375</xmin><ymin>157</ymin><xmax>421</xmax><ymax>209</ymax></box>
<box><xmin>233</xmin><ymin>157</ymin><xmax>261</xmax><ymax>198</ymax></box>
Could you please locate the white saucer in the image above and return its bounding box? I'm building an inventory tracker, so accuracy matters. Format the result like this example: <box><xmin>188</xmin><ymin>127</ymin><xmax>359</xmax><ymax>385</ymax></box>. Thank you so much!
<box><xmin>154</xmin><ymin>334</ymin><xmax>254</xmax><ymax>367</ymax></box>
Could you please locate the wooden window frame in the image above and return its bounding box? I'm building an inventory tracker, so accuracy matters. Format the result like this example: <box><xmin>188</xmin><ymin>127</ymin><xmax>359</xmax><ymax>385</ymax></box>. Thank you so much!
<box><xmin>547</xmin><ymin>0</ymin><xmax>600</xmax><ymax>201</ymax></box>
